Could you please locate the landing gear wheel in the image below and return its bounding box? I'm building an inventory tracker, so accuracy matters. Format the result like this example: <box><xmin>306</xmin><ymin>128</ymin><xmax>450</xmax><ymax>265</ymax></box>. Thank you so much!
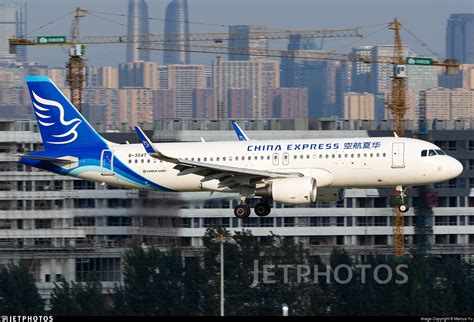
<box><xmin>254</xmin><ymin>203</ymin><xmax>271</xmax><ymax>217</ymax></box>
<box><xmin>398</xmin><ymin>204</ymin><xmax>409</xmax><ymax>213</ymax></box>
<box><xmin>234</xmin><ymin>204</ymin><xmax>251</xmax><ymax>218</ymax></box>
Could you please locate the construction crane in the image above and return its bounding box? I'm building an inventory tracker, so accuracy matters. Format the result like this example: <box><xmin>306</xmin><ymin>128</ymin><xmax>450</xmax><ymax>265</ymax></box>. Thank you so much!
<box><xmin>8</xmin><ymin>6</ymin><xmax>362</xmax><ymax>110</ymax></box>
<box><xmin>141</xmin><ymin>19</ymin><xmax>459</xmax><ymax>257</ymax></box>
<box><xmin>10</xmin><ymin>12</ymin><xmax>459</xmax><ymax>256</ymax></box>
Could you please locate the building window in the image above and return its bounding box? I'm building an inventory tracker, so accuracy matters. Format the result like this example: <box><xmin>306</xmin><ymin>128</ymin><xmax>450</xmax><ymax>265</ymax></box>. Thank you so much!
<box><xmin>76</xmin><ymin>257</ymin><xmax>121</xmax><ymax>282</ymax></box>
<box><xmin>74</xmin><ymin>217</ymin><xmax>96</xmax><ymax>227</ymax></box>
<box><xmin>107</xmin><ymin>216</ymin><xmax>132</xmax><ymax>226</ymax></box>
<box><xmin>35</xmin><ymin>219</ymin><xmax>52</xmax><ymax>229</ymax></box>
<box><xmin>73</xmin><ymin>199</ymin><xmax>96</xmax><ymax>208</ymax></box>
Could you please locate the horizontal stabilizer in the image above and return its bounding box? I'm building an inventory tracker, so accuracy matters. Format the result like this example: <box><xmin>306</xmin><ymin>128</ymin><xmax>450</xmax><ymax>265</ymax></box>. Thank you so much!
<box><xmin>16</xmin><ymin>154</ymin><xmax>73</xmax><ymax>164</ymax></box>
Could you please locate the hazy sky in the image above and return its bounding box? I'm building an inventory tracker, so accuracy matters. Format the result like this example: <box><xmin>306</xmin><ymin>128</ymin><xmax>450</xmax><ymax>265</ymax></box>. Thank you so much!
<box><xmin>20</xmin><ymin>0</ymin><xmax>474</xmax><ymax>67</ymax></box>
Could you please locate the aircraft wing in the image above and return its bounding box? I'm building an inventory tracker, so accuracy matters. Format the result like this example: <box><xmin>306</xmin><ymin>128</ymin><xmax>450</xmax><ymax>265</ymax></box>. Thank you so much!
<box><xmin>134</xmin><ymin>126</ymin><xmax>302</xmax><ymax>189</ymax></box>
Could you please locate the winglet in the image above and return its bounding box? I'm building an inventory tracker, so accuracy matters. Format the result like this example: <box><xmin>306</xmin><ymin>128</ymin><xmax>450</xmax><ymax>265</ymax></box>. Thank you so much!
<box><xmin>231</xmin><ymin>121</ymin><xmax>249</xmax><ymax>141</ymax></box>
<box><xmin>134</xmin><ymin>126</ymin><xmax>159</xmax><ymax>155</ymax></box>
<box><xmin>134</xmin><ymin>126</ymin><xmax>177</xmax><ymax>163</ymax></box>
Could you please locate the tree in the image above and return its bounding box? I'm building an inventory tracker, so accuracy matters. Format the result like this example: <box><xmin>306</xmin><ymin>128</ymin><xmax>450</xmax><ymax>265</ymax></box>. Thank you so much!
<box><xmin>0</xmin><ymin>263</ymin><xmax>44</xmax><ymax>315</ymax></box>
<box><xmin>50</xmin><ymin>277</ymin><xmax>106</xmax><ymax>316</ymax></box>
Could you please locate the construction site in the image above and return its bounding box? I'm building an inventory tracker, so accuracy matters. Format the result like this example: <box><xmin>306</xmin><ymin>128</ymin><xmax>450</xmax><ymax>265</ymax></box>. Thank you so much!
<box><xmin>0</xmin><ymin>0</ymin><xmax>473</xmax><ymax>316</ymax></box>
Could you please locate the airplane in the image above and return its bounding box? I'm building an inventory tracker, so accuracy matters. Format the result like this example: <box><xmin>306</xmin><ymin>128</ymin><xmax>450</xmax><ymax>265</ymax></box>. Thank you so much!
<box><xmin>18</xmin><ymin>76</ymin><xmax>463</xmax><ymax>218</ymax></box>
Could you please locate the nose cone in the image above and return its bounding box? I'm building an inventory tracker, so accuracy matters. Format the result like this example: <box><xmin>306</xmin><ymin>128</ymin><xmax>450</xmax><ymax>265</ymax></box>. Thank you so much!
<box><xmin>449</xmin><ymin>157</ymin><xmax>463</xmax><ymax>178</ymax></box>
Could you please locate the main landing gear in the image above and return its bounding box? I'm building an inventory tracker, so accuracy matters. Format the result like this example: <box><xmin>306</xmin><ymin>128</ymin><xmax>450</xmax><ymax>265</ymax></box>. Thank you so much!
<box><xmin>233</xmin><ymin>197</ymin><xmax>272</xmax><ymax>218</ymax></box>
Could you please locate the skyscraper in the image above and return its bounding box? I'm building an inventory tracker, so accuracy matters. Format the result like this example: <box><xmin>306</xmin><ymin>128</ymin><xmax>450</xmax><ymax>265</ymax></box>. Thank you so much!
<box><xmin>126</xmin><ymin>0</ymin><xmax>150</xmax><ymax>62</ymax></box>
<box><xmin>163</xmin><ymin>0</ymin><xmax>190</xmax><ymax>65</ymax></box>
<box><xmin>0</xmin><ymin>1</ymin><xmax>27</xmax><ymax>64</ymax></box>
<box><xmin>280</xmin><ymin>34</ymin><xmax>317</xmax><ymax>87</ymax></box>
<box><xmin>228</xmin><ymin>25</ymin><xmax>269</xmax><ymax>61</ymax></box>
<box><xmin>446</xmin><ymin>14</ymin><xmax>474</xmax><ymax>64</ymax></box>
<box><xmin>349</xmin><ymin>46</ymin><xmax>372</xmax><ymax>93</ymax></box>
<box><xmin>213</xmin><ymin>59</ymin><xmax>279</xmax><ymax>119</ymax></box>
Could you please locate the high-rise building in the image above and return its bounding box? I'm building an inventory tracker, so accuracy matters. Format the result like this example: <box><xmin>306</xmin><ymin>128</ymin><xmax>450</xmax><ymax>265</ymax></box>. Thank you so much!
<box><xmin>86</xmin><ymin>66</ymin><xmax>118</xmax><ymax>89</ymax></box>
<box><xmin>350</xmin><ymin>46</ymin><xmax>372</xmax><ymax>93</ymax></box>
<box><xmin>153</xmin><ymin>89</ymin><xmax>175</xmax><ymax>119</ymax></box>
<box><xmin>118</xmin><ymin>61</ymin><xmax>158</xmax><ymax>89</ymax></box>
<box><xmin>213</xmin><ymin>59</ymin><xmax>279</xmax><ymax>118</ymax></box>
<box><xmin>228</xmin><ymin>88</ymin><xmax>252</xmax><ymax>118</ymax></box>
<box><xmin>420</xmin><ymin>87</ymin><xmax>474</xmax><ymax>120</ymax></box>
<box><xmin>446</xmin><ymin>14</ymin><xmax>474</xmax><ymax>64</ymax></box>
<box><xmin>83</xmin><ymin>88</ymin><xmax>119</xmax><ymax>130</ymax></box>
<box><xmin>300</xmin><ymin>60</ymin><xmax>340</xmax><ymax>117</ymax></box>
<box><xmin>0</xmin><ymin>1</ymin><xmax>26</xmax><ymax>63</ymax></box>
<box><xmin>166</xmin><ymin>64</ymin><xmax>206</xmax><ymax>118</ymax></box>
<box><xmin>228</xmin><ymin>25</ymin><xmax>269</xmax><ymax>61</ymax></box>
<box><xmin>193</xmin><ymin>88</ymin><xmax>214</xmax><ymax>119</ymax></box>
<box><xmin>163</xmin><ymin>0</ymin><xmax>190</xmax><ymax>65</ymax></box>
<box><xmin>344</xmin><ymin>92</ymin><xmax>375</xmax><ymax>120</ymax></box>
<box><xmin>267</xmin><ymin>88</ymin><xmax>308</xmax><ymax>118</ymax></box>
<box><xmin>439</xmin><ymin>64</ymin><xmax>474</xmax><ymax>89</ymax></box>
<box><xmin>126</xmin><ymin>0</ymin><xmax>150</xmax><ymax>62</ymax></box>
<box><xmin>280</xmin><ymin>34</ymin><xmax>317</xmax><ymax>87</ymax></box>
<box><xmin>406</xmin><ymin>63</ymin><xmax>439</xmax><ymax>120</ymax></box>
<box><xmin>118</xmin><ymin>88</ymin><xmax>154</xmax><ymax>127</ymax></box>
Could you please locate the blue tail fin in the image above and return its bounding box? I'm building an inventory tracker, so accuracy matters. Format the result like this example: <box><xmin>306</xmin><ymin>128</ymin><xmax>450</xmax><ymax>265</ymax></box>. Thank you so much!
<box><xmin>26</xmin><ymin>76</ymin><xmax>108</xmax><ymax>150</ymax></box>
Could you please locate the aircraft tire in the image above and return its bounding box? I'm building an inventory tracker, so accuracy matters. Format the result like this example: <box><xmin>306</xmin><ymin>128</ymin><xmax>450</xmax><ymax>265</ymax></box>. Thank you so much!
<box><xmin>234</xmin><ymin>205</ymin><xmax>251</xmax><ymax>218</ymax></box>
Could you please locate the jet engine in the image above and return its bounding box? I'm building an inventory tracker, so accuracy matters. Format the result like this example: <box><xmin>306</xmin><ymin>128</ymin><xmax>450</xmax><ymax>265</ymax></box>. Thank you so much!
<box><xmin>255</xmin><ymin>177</ymin><xmax>317</xmax><ymax>204</ymax></box>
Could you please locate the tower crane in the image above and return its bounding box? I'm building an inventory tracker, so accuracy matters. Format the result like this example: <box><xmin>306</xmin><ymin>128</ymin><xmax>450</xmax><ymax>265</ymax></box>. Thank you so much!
<box><xmin>141</xmin><ymin>19</ymin><xmax>459</xmax><ymax>257</ymax></box>
<box><xmin>9</xmin><ymin>11</ymin><xmax>460</xmax><ymax>256</ymax></box>
<box><xmin>9</xmin><ymin>6</ymin><xmax>363</xmax><ymax>110</ymax></box>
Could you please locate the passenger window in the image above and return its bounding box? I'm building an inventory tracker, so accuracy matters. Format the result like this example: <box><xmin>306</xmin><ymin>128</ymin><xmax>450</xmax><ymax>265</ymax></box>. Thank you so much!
<box><xmin>135</xmin><ymin>159</ymin><xmax>138</xmax><ymax>163</ymax></box>
<box><xmin>326</xmin><ymin>154</ymin><xmax>329</xmax><ymax>158</ymax></box>
<box><xmin>382</xmin><ymin>153</ymin><xmax>386</xmax><ymax>157</ymax></box>
<box><xmin>370</xmin><ymin>153</ymin><xmax>373</xmax><ymax>158</ymax></box>
<box><xmin>210</xmin><ymin>157</ymin><xmax>213</xmax><ymax>162</ymax></box>
<box><xmin>204</xmin><ymin>157</ymin><xmax>207</xmax><ymax>162</ymax></box>
<box><xmin>216</xmin><ymin>157</ymin><xmax>219</xmax><ymax>161</ymax></box>
<box><xmin>294</xmin><ymin>155</ymin><xmax>297</xmax><ymax>160</ymax></box>
<box><xmin>357</xmin><ymin>154</ymin><xmax>360</xmax><ymax>158</ymax></box>
<box><xmin>332</xmin><ymin>154</ymin><xmax>335</xmax><ymax>158</ymax></box>
<box><xmin>267</xmin><ymin>155</ymin><xmax>271</xmax><ymax>160</ymax></box>
<box><xmin>141</xmin><ymin>159</ymin><xmax>144</xmax><ymax>163</ymax></box>
<box><xmin>229</xmin><ymin>157</ymin><xmax>232</xmax><ymax>161</ymax></box>
<box><xmin>254</xmin><ymin>156</ymin><xmax>258</xmax><ymax>160</ymax></box>
<box><xmin>198</xmin><ymin>158</ymin><xmax>201</xmax><ymax>161</ymax></box>
<box><xmin>351</xmin><ymin>154</ymin><xmax>354</xmax><ymax>158</ymax></box>
<box><xmin>363</xmin><ymin>153</ymin><xmax>367</xmax><ymax>158</ymax></box>
<box><xmin>147</xmin><ymin>159</ymin><xmax>151</xmax><ymax>163</ymax></box>
<box><xmin>300</xmin><ymin>155</ymin><xmax>303</xmax><ymax>159</ymax></box>
<box><xmin>128</xmin><ymin>160</ymin><xmax>131</xmax><ymax>164</ymax></box>
<box><xmin>248</xmin><ymin>156</ymin><xmax>251</xmax><ymax>160</ymax></box>
<box><xmin>338</xmin><ymin>154</ymin><xmax>341</xmax><ymax>158</ymax></box>
<box><xmin>319</xmin><ymin>155</ymin><xmax>323</xmax><ymax>159</ymax></box>
<box><xmin>376</xmin><ymin>153</ymin><xmax>380</xmax><ymax>157</ymax></box>
<box><xmin>306</xmin><ymin>155</ymin><xmax>310</xmax><ymax>159</ymax></box>
<box><xmin>223</xmin><ymin>157</ymin><xmax>226</xmax><ymax>161</ymax></box>
<box><xmin>260</xmin><ymin>156</ymin><xmax>264</xmax><ymax>160</ymax></box>
<box><xmin>421</xmin><ymin>150</ymin><xmax>427</xmax><ymax>157</ymax></box>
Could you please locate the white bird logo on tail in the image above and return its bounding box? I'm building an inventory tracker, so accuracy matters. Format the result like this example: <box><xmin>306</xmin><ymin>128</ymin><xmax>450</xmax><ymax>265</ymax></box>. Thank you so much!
<box><xmin>32</xmin><ymin>91</ymin><xmax>82</xmax><ymax>145</ymax></box>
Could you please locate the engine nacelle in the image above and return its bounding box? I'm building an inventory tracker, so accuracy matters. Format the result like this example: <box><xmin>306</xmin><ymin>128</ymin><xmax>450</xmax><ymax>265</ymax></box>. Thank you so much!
<box><xmin>256</xmin><ymin>177</ymin><xmax>317</xmax><ymax>204</ymax></box>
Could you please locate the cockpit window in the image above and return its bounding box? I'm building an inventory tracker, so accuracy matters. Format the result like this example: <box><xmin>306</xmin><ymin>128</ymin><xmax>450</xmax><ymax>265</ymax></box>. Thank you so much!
<box><xmin>428</xmin><ymin>149</ymin><xmax>436</xmax><ymax>156</ymax></box>
<box><xmin>421</xmin><ymin>150</ymin><xmax>427</xmax><ymax>157</ymax></box>
<box><xmin>435</xmin><ymin>149</ymin><xmax>446</xmax><ymax>155</ymax></box>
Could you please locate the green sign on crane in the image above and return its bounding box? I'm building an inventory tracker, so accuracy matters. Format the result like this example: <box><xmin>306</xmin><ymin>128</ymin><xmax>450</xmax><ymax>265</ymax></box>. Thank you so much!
<box><xmin>36</xmin><ymin>36</ymin><xmax>67</xmax><ymax>44</ymax></box>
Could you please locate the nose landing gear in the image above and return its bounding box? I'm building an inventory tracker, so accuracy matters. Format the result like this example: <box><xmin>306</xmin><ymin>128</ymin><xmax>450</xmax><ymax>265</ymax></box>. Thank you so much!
<box><xmin>391</xmin><ymin>185</ymin><xmax>409</xmax><ymax>213</ymax></box>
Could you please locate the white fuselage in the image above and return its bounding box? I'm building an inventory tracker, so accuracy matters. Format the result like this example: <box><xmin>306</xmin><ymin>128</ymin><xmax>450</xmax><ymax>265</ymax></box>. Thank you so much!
<box><xmin>82</xmin><ymin>136</ymin><xmax>463</xmax><ymax>193</ymax></box>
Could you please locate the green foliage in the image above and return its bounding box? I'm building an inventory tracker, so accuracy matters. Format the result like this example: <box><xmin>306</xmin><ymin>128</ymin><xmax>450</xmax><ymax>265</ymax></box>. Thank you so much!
<box><xmin>50</xmin><ymin>276</ymin><xmax>106</xmax><ymax>316</ymax></box>
<box><xmin>0</xmin><ymin>263</ymin><xmax>44</xmax><ymax>315</ymax></box>
<box><xmin>110</xmin><ymin>228</ymin><xmax>474</xmax><ymax>316</ymax></box>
